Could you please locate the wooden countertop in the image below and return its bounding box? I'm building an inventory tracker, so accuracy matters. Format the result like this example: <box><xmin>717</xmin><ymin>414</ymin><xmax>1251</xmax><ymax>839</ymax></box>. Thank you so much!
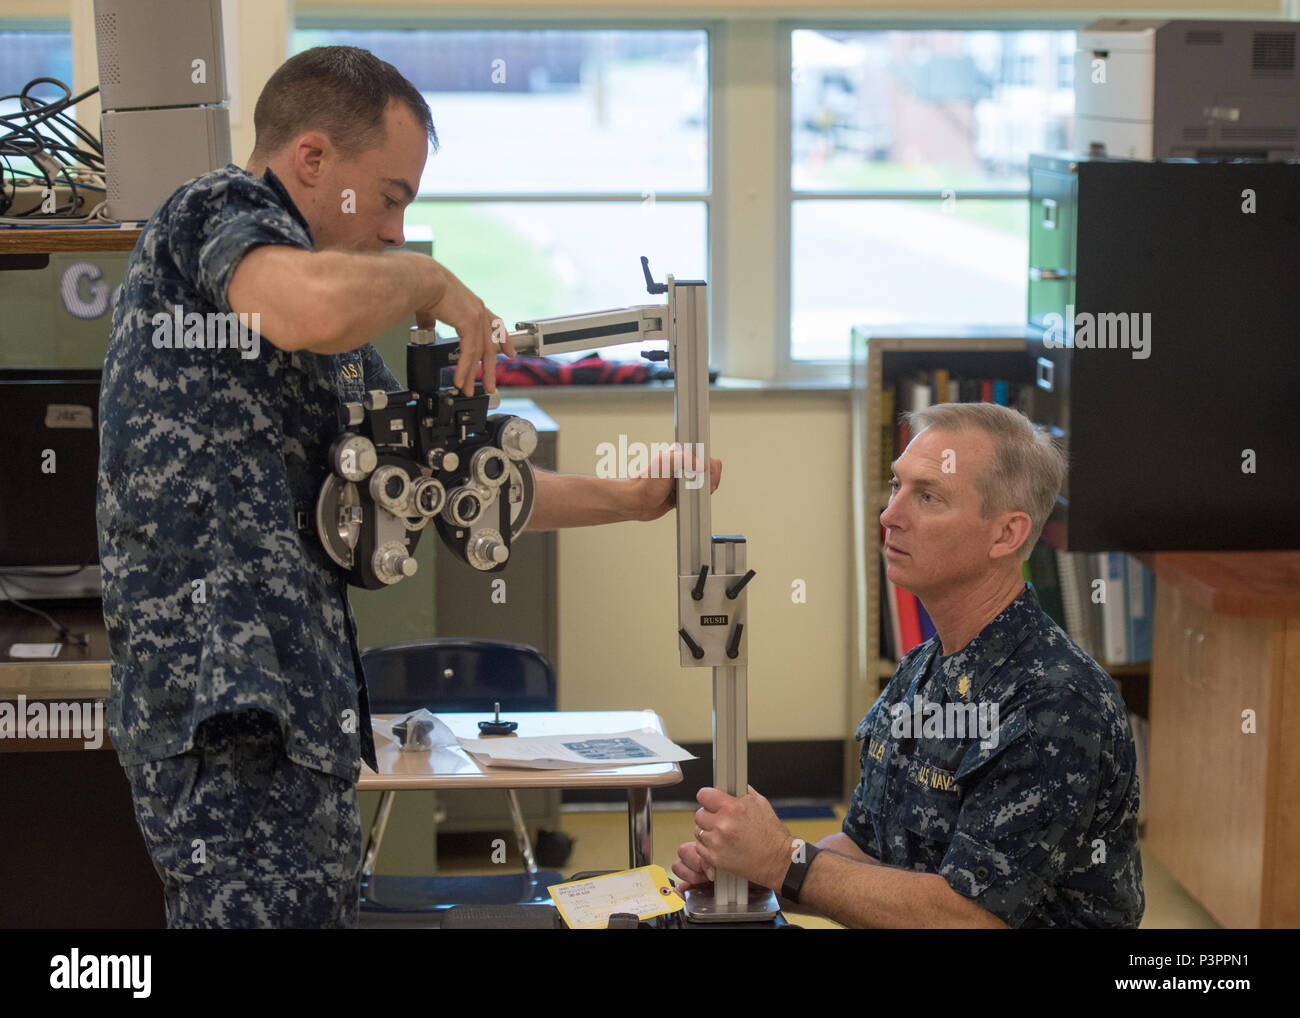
<box><xmin>0</xmin><ymin>226</ymin><xmax>142</xmax><ymax>254</ymax></box>
<box><xmin>1151</xmin><ymin>552</ymin><xmax>1300</xmax><ymax>618</ymax></box>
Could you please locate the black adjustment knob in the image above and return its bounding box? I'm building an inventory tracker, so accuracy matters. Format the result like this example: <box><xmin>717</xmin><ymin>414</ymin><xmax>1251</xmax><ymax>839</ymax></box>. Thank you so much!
<box><xmin>725</xmin><ymin>569</ymin><xmax>756</xmax><ymax>600</ymax></box>
<box><xmin>478</xmin><ymin>700</ymin><xmax>518</xmax><ymax>735</ymax></box>
<box><xmin>640</xmin><ymin>350</ymin><xmax>670</xmax><ymax>362</ymax></box>
<box><xmin>691</xmin><ymin>565</ymin><xmax>709</xmax><ymax>601</ymax></box>
<box><xmin>727</xmin><ymin>623</ymin><xmax>744</xmax><ymax>659</ymax></box>
<box><xmin>641</xmin><ymin>255</ymin><xmax>667</xmax><ymax>295</ymax></box>
<box><xmin>678</xmin><ymin>628</ymin><xmax>705</xmax><ymax>660</ymax></box>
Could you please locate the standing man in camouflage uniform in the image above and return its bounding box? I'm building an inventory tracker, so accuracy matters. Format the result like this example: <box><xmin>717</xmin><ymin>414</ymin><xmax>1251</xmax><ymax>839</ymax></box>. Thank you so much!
<box><xmin>98</xmin><ymin>46</ymin><xmax>717</xmax><ymax>929</ymax></box>
<box><xmin>674</xmin><ymin>403</ymin><xmax>1144</xmax><ymax>928</ymax></box>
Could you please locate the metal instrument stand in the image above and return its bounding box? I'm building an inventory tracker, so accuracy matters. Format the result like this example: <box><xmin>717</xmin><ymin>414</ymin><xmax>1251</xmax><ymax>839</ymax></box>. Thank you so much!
<box><xmin>510</xmin><ymin>259</ymin><xmax>777</xmax><ymax>922</ymax></box>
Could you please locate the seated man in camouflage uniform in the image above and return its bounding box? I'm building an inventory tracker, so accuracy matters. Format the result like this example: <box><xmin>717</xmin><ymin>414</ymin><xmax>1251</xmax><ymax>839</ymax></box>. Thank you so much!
<box><xmin>674</xmin><ymin>402</ymin><xmax>1144</xmax><ymax>928</ymax></box>
<box><xmin>98</xmin><ymin>46</ymin><xmax>716</xmax><ymax>929</ymax></box>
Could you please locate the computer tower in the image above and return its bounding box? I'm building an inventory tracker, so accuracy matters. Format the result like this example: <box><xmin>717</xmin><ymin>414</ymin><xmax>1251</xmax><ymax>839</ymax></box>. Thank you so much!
<box><xmin>93</xmin><ymin>0</ymin><xmax>232</xmax><ymax>221</ymax></box>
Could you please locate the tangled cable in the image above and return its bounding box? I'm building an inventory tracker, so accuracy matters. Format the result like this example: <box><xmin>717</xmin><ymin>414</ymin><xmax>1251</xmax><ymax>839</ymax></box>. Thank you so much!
<box><xmin>0</xmin><ymin>76</ymin><xmax>108</xmax><ymax>223</ymax></box>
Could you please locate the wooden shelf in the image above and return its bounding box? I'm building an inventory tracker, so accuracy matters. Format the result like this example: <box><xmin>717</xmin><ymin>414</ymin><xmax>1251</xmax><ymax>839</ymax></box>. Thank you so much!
<box><xmin>0</xmin><ymin>226</ymin><xmax>142</xmax><ymax>270</ymax></box>
<box><xmin>1102</xmin><ymin>661</ymin><xmax>1150</xmax><ymax>677</ymax></box>
<box><xmin>0</xmin><ymin>599</ymin><xmax>112</xmax><ymax>701</ymax></box>
<box><xmin>0</xmin><ymin>227</ymin><xmax>141</xmax><ymax>254</ymax></box>
<box><xmin>1151</xmin><ymin>552</ymin><xmax>1300</xmax><ymax>618</ymax></box>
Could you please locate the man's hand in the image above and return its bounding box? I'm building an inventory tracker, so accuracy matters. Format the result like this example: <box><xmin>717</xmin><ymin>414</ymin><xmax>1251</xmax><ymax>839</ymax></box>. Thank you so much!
<box><xmin>626</xmin><ymin>444</ymin><xmax>722</xmax><ymax>523</ymax></box>
<box><xmin>417</xmin><ymin>265</ymin><xmax>514</xmax><ymax>396</ymax></box>
<box><xmin>671</xmin><ymin>838</ymin><xmax>714</xmax><ymax>893</ymax></box>
<box><xmin>670</xmin><ymin>838</ymin><xmax>774</xmax><ymax>897</ymax></box>
<box><xmin>680</xmin><ymin>785</ymin><xmax>795</xmax><ymax>893</ymax></box>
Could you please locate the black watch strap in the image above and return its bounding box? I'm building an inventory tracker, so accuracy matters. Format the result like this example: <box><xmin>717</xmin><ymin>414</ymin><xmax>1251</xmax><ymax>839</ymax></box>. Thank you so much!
<box><xmin>780</xmin><ymin>840</ymin><xmax>821</xmax><ymax>903</ymax></box>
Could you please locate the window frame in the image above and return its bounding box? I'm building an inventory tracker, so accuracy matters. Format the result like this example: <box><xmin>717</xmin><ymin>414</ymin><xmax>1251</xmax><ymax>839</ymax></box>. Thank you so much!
<box><xmin>775</xmin><ymin>16</ymin><xmax>1091</xmax><ymax>382</ymax></box>
<box><xmin>292</xmin><ymin>13</ymin><xmax>1105</xmax><ymax>383</ymax></box>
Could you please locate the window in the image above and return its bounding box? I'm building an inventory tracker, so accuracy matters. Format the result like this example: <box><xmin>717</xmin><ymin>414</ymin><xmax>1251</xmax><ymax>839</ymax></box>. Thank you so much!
<box><xmin>787</xmin><ymin>28</ymin><xmax>1075</xmax><ymax>364</ymax></box>
<box><xmin>293</xmin><ymin>26</ymin><xmax>710</xmax><ymax>362</ymax></box>
<box><xmin>1</xmin><ymin>23</ymin><xmax>87</xmax><ymax>222</ymax></box>
<box><xmin>0</xmin><ymin>23</ymin><xmax>73</xmax><ymax>96</ymax></box>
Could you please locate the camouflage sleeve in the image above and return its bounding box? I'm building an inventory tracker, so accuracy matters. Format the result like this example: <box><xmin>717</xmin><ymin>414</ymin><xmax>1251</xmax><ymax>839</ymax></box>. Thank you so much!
<box><xmin>937</xmin><ymin>691</ymin><xmax>1103</xmax><ymax>928</ymax></box>
<box><xmin>166</xmin><ymin>174</ymin><xmax>311</xmax><ymax>315</ymax></box>
<box><xmin>358</xmin><ymin>343</ymin><xmax>401</xmax><ymax>392</ymax></box>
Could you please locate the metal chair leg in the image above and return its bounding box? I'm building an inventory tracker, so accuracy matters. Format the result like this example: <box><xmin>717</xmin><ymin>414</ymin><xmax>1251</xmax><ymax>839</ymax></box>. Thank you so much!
<box><xmin>362</xmin><ymin>789</ymin><xmax>395</xmax><ymax>879</ymax></box>
<box><xmin>505</xmin><ymin>789</ymin><xmax>538</xmax><ymax>876</ymax></box>
<box><xmin>628</xmin><ymin>786</ymin><xmax>653</xmax><ymax>868</ymax></box>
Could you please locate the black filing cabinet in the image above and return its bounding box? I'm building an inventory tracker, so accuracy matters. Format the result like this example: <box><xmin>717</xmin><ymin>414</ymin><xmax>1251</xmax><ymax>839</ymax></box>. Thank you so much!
<box><xmin>1027</xmin><ymin>153</ymin><xmax>1300</xmax><ymax>551</ymax></box>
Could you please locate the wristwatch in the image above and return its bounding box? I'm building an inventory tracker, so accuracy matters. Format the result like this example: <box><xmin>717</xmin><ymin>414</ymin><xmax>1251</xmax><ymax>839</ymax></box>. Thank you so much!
<box><xmin>780</xmin><ymin>840</ymin><xmax>821</xmax><ymax>903</ymax></box>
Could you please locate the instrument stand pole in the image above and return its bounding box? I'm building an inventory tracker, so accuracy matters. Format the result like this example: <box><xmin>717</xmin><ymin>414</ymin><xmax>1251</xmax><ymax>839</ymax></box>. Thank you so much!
<box><xmin>510</xmin><ymin>260</ymin><xmax>778</xmax><ymax>921</ymax></box>
<box><xmin>666</xmin><ymin>272</ymin><xmax>778</xmax><ymax>923</ymax></box>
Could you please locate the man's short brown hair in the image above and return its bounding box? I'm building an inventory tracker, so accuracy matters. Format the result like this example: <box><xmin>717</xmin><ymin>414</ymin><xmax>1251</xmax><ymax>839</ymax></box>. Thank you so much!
<box><xmin>252</xmin><ymin>46</ymin><xmax>437</xmax><ymax>161</ymax></box>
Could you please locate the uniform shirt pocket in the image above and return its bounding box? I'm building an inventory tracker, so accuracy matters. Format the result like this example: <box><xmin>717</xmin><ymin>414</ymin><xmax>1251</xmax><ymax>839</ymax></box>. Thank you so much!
<box><xmin>899</xmin><ymin>754</ymin><xmax>963</xmax><ymax>843</ymax></box>
<box><xmin>845</xmin><ymin>707</ymin><xmax>895</xmax><ymax>857</ymax></box>
<box><xmin>855</xmin><ymin>707</ymin><xmax>897</xmax><ymax>813</ymax></box>
<box><xmin>952</xmin><ymin>709</ymin><xmax>1046</xmax><ymax>838</ymax></box>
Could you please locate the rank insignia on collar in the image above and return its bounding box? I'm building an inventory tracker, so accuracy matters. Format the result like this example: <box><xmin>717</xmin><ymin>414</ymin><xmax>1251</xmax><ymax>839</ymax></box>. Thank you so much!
<box><xmin>958</xmin><ymin>675</ymin><xmax>971</xmax><ymax>697</ymax></box>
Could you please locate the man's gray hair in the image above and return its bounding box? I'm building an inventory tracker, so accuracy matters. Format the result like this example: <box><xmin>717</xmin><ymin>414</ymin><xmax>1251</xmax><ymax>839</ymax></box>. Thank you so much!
<box><xmin>902</xmin><ymin>402</ymin><xmax>1067</xmax><ymax>560</ymax></box>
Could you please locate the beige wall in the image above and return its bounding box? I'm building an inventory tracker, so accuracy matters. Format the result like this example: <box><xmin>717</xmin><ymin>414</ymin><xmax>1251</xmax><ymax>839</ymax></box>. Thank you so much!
<box><xmin>221</xmin><ymin>0</ymin><xmax>294</xmax><ymax>166</ymax></box>
<box><xmin>528</xmin><ymin>390</ymin><xmax>852</xmax><ymax>743</ymax></box>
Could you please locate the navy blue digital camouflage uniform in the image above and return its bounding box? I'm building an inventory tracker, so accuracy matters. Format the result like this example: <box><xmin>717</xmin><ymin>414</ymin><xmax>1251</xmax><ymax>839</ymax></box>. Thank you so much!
<box><xmin>97</xmin><ymin>164</ymin><xmax>401</xmax><ymax>928</ymax></box>
<box><xmin>845</xmin><ymin>583</ymin><xmax>1145</xmax><ymax>928</ymax></box>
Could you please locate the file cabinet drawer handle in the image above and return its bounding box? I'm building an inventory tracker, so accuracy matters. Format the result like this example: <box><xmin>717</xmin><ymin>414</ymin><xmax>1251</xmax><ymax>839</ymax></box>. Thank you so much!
<box><xmin>1036</xmin><ymin>357</ymin><xmax>1055</xmax><ymax>392</ymax></box>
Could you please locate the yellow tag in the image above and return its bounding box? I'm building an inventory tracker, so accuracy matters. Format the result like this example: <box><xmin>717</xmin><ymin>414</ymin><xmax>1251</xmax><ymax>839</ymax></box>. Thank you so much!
<box><xmin>547</xmin><ymin>865</ymin><xmax>684</xmax><ymax>930</ymax></box>
<box><xmin>958</xmin><ymin>675</ymin><xmax>971</xmax><ymax>697</ymax></box>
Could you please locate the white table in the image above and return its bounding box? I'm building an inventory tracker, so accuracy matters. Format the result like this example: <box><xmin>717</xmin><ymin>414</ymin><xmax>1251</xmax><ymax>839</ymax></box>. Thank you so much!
<box><xmin>358</xmin><ymin>709</ymin><xmax>683</xmax><ymax>870</ymax></box>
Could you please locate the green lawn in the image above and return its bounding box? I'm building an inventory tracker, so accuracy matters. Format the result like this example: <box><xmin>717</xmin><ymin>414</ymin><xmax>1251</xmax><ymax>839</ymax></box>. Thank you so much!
<box><xmin>404</xmin><ymin>203</ymin><xmax>565</xmax><ymax>319</ymax></box>
<box><xmin>797</xmin><ymin>159</ymin><xmax>1029</xmax><ymax>237</ymax></box>
<box><xmin>805</xmin><ymin>158</ymin><xmax>1022</xmax><ymax>192</ymax></box>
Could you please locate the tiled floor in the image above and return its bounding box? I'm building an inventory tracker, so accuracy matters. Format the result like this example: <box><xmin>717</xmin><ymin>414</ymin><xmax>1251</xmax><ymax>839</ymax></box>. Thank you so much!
<box><xmin>436</xmin><ymin>804</ymin><xmax>1219</xmax><ymax>929</ymax></box>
